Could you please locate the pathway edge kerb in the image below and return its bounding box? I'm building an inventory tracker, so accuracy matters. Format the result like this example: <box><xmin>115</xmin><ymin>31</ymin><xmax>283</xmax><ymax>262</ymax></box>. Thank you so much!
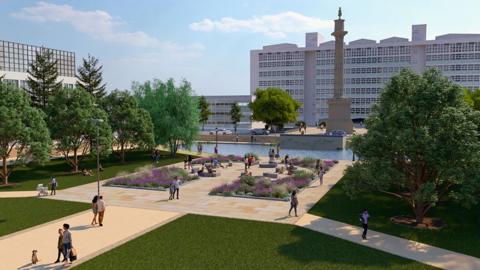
<box><xmin>71</xmin><ymin>212</ymin><xmax>186</xmax><ymax>268</ymax></box>
<box><xmin>0</xmin><ymin>209</ymin><xmax>92</xmax><ymax>241</ymax></box>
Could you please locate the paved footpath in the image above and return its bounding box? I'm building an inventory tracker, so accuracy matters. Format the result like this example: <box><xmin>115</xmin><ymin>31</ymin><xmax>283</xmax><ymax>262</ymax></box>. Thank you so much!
<box><xmin>0</xmin><ymin>191</ymin><xmax>37</xmax><ymax>198</ymax></box>
<box><xmin>296</xmin><ymin>214</ymin><xmax>480</xmax><ymax>270</ymax></box>
<box><xmin>0</xmin><ymin>206</ymin><xmax>182</xmax><ymax>270</ymax></box>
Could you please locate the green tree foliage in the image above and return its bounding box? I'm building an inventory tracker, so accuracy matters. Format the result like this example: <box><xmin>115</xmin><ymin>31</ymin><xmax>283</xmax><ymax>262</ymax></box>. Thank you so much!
<box><xmin>48</xmin><ymin>88</ymin><xmax>112</xmax><ymax>172</ymax></box>
<box><xmin>249</xmin><ymin>88</ymin><xmax>301</xmax><ymax>130</ymax></box>
<box><xmin>230</xmin><ymin>102</ymin><xmax>242</xmax><ymax>134</ymax></box>
<box><xmin>463</xmin><ymin>88</ymin><xmax>480</xmax><ymax>111</ymax></box>
<box><xmin>198</xmin><ymin>95</ymin><xmax>210</xmax><ymax>131</ymax></box>
<box><xmin>344</xmin><ymin>69</ymin><xmax>480</xmax><ymax>224</ymax></box>
<box><xmin>76</xmin><ymin>55</ymin><xmax>107</xmax><ymax>99</ymax></box>
<box><xmin>133</xmin><ymin>79</ymin><xmax>199</xmax><ymax>156</ymax></box>
<box><xmin>102</xmin><ymin>90</ymin><xmax>155</xmax><ymax>162</ymax></box>
<box><xmin>0</xmin><ymin>82</ymin><xmax>51</xmax><ymax>185</ymax></box>
<box><xmin>26</xmin><ymin>48</ymin><xmax>62</xmax><ymax>110</ymax></box>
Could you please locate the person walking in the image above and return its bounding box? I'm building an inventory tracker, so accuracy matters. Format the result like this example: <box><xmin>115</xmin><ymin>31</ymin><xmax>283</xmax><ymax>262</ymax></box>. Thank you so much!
<box><xmin>169</xmin><ymin>181</ymin><xmax>176</xmax><ymax>200</ymax></box>
<box><xmin>319</xmin><ymin>168</ymin><xmax>324</xmax><ymax>185</ymax></box>
<box><xmin>247</xmin><ymin>155</ymin><xmax>253</xmax><ymax>169</ymax></box>
<box><xmin>288</xmin><ymin>190</ymin><xmax>298</xmax><ymax>217</ymax></box>
<box><xmin>62</xmin><ymin>224</ymin><xmax>72</xmax><ymax>265</ymax></box>
<box><xmin>187</xmin><ymin>155</ymin><xmax>193</xmax><ymax>170</ymax></box>
<box><xmin>97</xmin><ymin>196</ymin><xmax>106</xmax><ymax>227</ymax></box>
<box><xmin>174</xmin><ymin>176</ymin><xmax>181</xmax><ymax>199</ymax></box>
<box><xmin>54</xmin><ymin>228</ymin><xmax>66</xmax><ymax>263</ymax></box>
<box><xmin>360</xmin><ymin>209</ymin><xmax>370</xmax><ymax>240</ymax></box>
<box><xmin>50</xmin><ymin>176</ymin><xmax>58</xmax><ymax>195</ymax></box>
<box><xmin>90</xmin><ymin>195</ymin><xmax>98</xmax><ymax>226</ymax></box>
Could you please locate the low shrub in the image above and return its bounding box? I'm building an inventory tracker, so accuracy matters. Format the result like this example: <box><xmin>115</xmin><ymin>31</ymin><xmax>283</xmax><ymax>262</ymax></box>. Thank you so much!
<box><xmin>293</xmin><ymin>170</ymin><xmax>316</xmax><ymax>180</ymax></box>
<box><xmin>272</xmin><ymin>184</ymin><xmax>288</xmax><ymax>198</ymax></box>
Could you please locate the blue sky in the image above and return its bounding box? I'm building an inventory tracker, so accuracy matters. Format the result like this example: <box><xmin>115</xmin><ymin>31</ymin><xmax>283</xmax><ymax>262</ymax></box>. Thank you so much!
<box><xmin>1</xmin><ymin>0</ymin><xmax>478</xmax><ymax>95</ymax></box>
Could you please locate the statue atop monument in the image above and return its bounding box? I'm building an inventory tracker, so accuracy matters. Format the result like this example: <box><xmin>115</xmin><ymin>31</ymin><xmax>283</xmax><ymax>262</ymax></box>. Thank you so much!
<box><xmin>338</xmin><ymin>7</ymin><xmax>342</xmax><ymax>19</ymax></box>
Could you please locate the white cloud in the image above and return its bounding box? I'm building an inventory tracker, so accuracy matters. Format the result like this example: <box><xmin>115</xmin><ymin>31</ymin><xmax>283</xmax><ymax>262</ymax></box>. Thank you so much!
<box><xmin>190</xmin><ymin>11</ymin><xmax>332</xmax><ymax>38</ymax></box>
<box><xmin>11</xmin><ymin>1</ymin><xmax>203</xmax><ymax>57</ymax></box>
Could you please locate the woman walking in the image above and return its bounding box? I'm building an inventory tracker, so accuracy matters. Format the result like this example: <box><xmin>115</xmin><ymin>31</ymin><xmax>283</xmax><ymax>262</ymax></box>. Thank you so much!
<box><xmin>54</xmin><ymin>228</ymin><xmax>66</xmax><ymax>263</ymax></box>
<box><xmin>288</xmin><ymin>190</ymin><xmax>299</xmax><ymax>217</ymax></box>
<box><xmin>91</xmin><ymin>195</ymin><xmax>98</xmax><ymax>226</ymax></box>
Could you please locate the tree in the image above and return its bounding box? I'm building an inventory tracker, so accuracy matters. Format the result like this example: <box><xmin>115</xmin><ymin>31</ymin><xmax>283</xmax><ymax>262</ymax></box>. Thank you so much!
<box><xmin>0</xmin><ymin>82</ymin><xmax>51</xmax><ymax>185</ymax></box>
<box><xmin>77</xmin><ymin>55</ymin><xmax>107</xmax><ymax>99</ymax></box>
<box><xmin>26</xmin><ymin>48</ymin><xmax>62</xmax><ymax>110</ymax></box>
<box><xmin>230</xmin><ymin>102</ymin><xmax>242</xmax><ymax>134</ymax></box>
<box><xmin>133</xmin><ymin>79</ymin><xmax>199</xmax><ymax>156</ymax></box>
<box><xmin>102</xmin><ymin>90</ymin><xmax>155</xmax><ymax>162</ymax></box>
<box><xmin>344</xmin><ymin>69</ymin><xmax>480</xmax><ymax>224</ymax></box>
<box><xmin>198</xmin><ymin>95</ymin><xmax>210</xmax><ymax>131</ymax></box>
<box><xmin>249</xmin><ymin>87</ymin><xmax>301</xmax><ymax>131</ymax></box>
<box><xmin>463</xmin><ymin>88</ymin><xmax>480</xmax><ymax>111</ymax></box>
<box><xmin>48</xmin><ymin>88</ymin><xmax>112</xmax><ymax>172</ymax></box>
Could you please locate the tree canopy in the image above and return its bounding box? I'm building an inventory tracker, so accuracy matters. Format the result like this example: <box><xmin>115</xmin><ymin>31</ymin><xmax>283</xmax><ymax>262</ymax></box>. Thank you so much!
<box><xmin>249</xmin><ymin>88</ymin><xmax>300</xmax><ymax>130</ymax></box>
<box><xmin>76</xmin><ymin>55</ymin><xmax>107</xmax><ymax>99</ymax></box>
<box><xmin>26</xmin><ymin>48</ymin><xmax>63</xmax><ymax>110</ymax></box>
<box><xmin>0</xmin><ymin>82</ymin><xmax>51</xmax><ymax>185</ymax></box>
<box><xmin>463</xmin><ymin>88</ymin><xmax>480</xmax><ymax>111</ymax></box>
<box><xmin>198</xmin><ymin>95</ymin><xmax>210</xmax><ymax>131</ymax></box>
<box><xmin>344</xmin><ymin>69</ymin><xmax>480</xmax><ymax>224</ymax></box>
<box><xmin>133</xmin><ymin>79</ymin><xmax>199</xmax><ymax>156</ymax></box>
<box><xmin>102</xmin><ymin>90</ymin><xmax>155</xmax><ymax>162</ymax></box>
<box><xmin>230</xmin><ymin>102</ymin><xmax>242</xmax><ymax>134</ymax></box>
<box><xmin>48</xmin><ymin>88</ymin><xmax>112</xmax><ymax>172</ymax></box>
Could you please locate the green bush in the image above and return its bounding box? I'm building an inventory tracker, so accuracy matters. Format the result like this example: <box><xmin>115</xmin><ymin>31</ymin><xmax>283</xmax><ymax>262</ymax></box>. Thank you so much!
<box><xmin>272</xmin><ymin>184</ymin><xmax>288</xmax><ymax>198</ymax></box>
<box><xmin>293</xmin><ymin>170</ymin><xmax>315</xmax><ymax>180</ymax></box>
<box><xmin>240</xmin><ymin>175</ymin><xmax>256</xmax><ymax>186</ymax></box>
<box><xmin>301</xmin><ymin>157</ymin><xmax>317</xmax><ymax>168</ymax></box>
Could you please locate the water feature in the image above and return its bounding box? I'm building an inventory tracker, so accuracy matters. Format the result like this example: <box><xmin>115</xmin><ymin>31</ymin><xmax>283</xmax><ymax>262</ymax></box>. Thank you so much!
<box><xmin>189</xmin><ymin>143</ymin><xmax>352</xmax><ymax>160</ymax></box>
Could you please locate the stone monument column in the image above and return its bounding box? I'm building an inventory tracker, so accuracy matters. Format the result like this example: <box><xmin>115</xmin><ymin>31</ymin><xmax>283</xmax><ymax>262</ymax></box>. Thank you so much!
<box><xmin>326</xmin><ymin>7</ymin><xmax>353</xmax><ymax>133</ymax></box>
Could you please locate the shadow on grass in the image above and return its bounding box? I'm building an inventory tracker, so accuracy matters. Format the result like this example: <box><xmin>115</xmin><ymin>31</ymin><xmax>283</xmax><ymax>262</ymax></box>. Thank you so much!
<box><xmin>278</xmin><ymin>225</ymin><xmax>435</xmax><ymax>269</ymax></box>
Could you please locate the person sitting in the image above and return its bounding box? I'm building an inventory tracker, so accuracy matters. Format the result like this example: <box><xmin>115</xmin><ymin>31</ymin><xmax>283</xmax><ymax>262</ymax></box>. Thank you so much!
<box><xmin>197</xmin><ymin>164</ymin><xmax>205</xmax><ymax>174</ymax></box>
<box><xmin>207</xmin><ymin>165</ymin><xmax>214</xmax><ymax>174</ymax></box>
<box><xmin>82</xmin><ymin>168</ymin><xmax>93</xmax><ymax>176</ymax></box>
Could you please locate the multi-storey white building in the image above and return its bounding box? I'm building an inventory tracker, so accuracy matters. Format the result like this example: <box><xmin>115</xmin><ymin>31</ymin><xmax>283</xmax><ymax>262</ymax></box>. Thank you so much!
<box><xmin>201</xmin><ymin>95</ymin><xmax>252</xmax><ymax>132</ymax></box>
<box><xmin>251</xmin><ymin>25</ymin><xmax>480</xmax><ymax>125</ymax></box>
<box><xmin>0</xmin><ymin>40</ymin><xmax>76</xmax><ymax>88</ymax></box>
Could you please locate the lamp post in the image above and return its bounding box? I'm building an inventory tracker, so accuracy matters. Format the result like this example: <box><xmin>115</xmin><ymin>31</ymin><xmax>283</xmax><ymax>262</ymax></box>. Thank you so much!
<box><xmin>92</xmin><ymin>118</ymin><xmax>104</xmax><ymax>196</ymax></box>
<box><xmin>215</xmin><ymin>127</ymin><xmax>218</xmax><ymax>154</ymax></box>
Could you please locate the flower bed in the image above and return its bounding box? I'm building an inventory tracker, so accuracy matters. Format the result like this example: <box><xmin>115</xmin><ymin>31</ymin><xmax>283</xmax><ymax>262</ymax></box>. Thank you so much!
<box><xmin>209</xmin><ymin>169</ymin><xmax>316</xmax><ymax>201</ymax></box>
<box><xmin>289</xmin><ymin>157</ymin><xmax>338</xmax><ymax>171</ymax></box>
<box><xmin>104</xmin><ymin>165</ymin><xmax>198</xmax><ymax>190</ymax></box>
<box><xmin>192</xmin><ymin>154</ymin><xmax>244</xmax><ymax>165</ymax></box>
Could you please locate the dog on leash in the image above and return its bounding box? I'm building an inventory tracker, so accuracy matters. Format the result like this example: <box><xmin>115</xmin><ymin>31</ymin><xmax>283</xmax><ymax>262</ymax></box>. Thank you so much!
<box><xmin>31</xmin><ymin>250</ymin><xmax>39</xmax><ymax>264</ymax></box>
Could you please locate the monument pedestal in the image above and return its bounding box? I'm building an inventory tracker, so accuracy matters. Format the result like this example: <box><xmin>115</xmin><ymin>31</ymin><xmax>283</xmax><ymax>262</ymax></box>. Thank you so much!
<box><xmin>327</xmin><ymin>98</ymin><xmax>353</xmax><ymax>133</ymax></box>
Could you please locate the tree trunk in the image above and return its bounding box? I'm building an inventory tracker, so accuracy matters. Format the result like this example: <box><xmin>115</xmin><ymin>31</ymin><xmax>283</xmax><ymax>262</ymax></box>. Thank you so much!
<box><xmin>2</xmin><ymin>156</ymin><xmax>8</xmax><ymax>185</ymax></box>
<box><xmin>202</xmin><ymin>122</ymin><xmax>205</xmax><ymax>131</ymax></box>
<box><xmin>234</xmin><ymin>123</ymin><xmax>237</xmax><ymax>134</ymax></box>
<box><xmin>120</xmin><ymin>143</ymin><xmax>125</xmax><ymax>163</ymax></box>
<box><xmin>414</xmin><ymin>203</ymin><xmax>425</xmax><ymax>224</ymax></box>
<box><xmin>73</xmin><ymin>149</ymin><xmax>79</xmax><ymax>172</ymax></box>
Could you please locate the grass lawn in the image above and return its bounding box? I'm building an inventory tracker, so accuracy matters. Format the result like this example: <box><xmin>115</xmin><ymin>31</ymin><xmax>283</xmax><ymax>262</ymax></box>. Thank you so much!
<box><xmin>0</xmin><ymin>151</ymin><xmax>186</xmax><ymax>191</ymax></box>
<box><xmin>309</xmin><ymin>179</ymin><xmax>480</xmax><ymax>258</ymax></box>
<box><xmin>75</xmin><ymin>214</ymin><xmax>435</xmax><ymax>270</ymax></box>
<box><xmin>0</xmin><ymin>197</ymin><xmax>89</xmax><ymax>237</ymax></box>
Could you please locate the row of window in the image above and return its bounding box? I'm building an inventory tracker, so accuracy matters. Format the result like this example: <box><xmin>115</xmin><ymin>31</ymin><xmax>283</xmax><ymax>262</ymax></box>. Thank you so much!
<box><xmin>285</xmin><ymin>89</ymin><xmax>304</xmax><ymax>96</ymax></box>
<box><xmin>316</xmin><ymin>55</ymin><xmax>411</xmax><ymax>65</ymax></box>
<box><xmin>258</xmin><ymin>51</ymin><xmax>304</xmax><ymax>61</ymax></box>
<box><xmin>259</xmin><ymin>70</ymin><xmax>304</xmax><ymax>77</ymax></box>
<box><xmin>427</xmin><ymin>53</ymin><xmax>480</xmax><ymax>61</ymax></box>
<box><xmin>259</xmin><ymin>61</ymin><xmax>304</xmax><ymax>68</ymax></box>
<box><xmin>317</xmin><ymin>107</ymin><xmax>372</xmax><ymax>115</ymax></box>
<box><xmin>429</xmin><ymin>64</ymin><xmax>480</xmax><ymax>71</ymax></box>
<box><xmin>426</xmin><ymin>42</ymin><xmax>480</xmax><ymax>53</ymax></box>
<box><xmin>316</xmin><ymin>77</ymin><xmax>389</xmax><ymax>85</ymax></box>
<box><xmin>317</xmin><ymin>66</ymin><xmax>407</xmax><ymax>75</ymax></box>
<box><xmin>450</xmin><ymin>75</ymin><xmax>480</xmax><ymax>82</ymax></box>
<box><xmin>351</xmin><ymin>98</ymin><xmax>380</xmax><ymax>104</ymax></box>
<box><xmin>317</xmin><ymin>46</ymin><xmax>412</xmax><ymax>59</ymax></box>
<box><xmin>259</xmin><ymin>80</ymin><xmax>304</xmax><ymax>87</ymax></box>
<box><xmin>2</xmin><ymin>79</ymin><xmax>74</xmax><ymax>89</ymax></box>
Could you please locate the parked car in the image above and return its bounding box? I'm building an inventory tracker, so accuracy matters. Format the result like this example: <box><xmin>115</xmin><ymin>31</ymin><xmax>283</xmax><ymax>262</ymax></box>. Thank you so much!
<box><xmin>250</xmin><ymin>128</ymin><xmax>270</xmax><ymax>135</ymax></box>
<box><xmin>326</xmin><ymin>130</ymin><xmax>347</xmax><ymax>136</ymax></box>
<box><xmin>209</xmin><ymin>128</ymin><xmax>232</xmax><ymax>135</ymax></box>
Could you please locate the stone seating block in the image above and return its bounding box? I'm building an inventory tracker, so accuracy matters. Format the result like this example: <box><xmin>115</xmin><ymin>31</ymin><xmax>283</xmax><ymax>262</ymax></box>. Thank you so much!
<box><xmin>259</xmin><ymin>163</ymin><xmax>277</xmax><ymax>168</ymax></box>
<box><xmin>263</xmin><ymin>172</ymin><xmax>278</xmax><ymax>178</ymax></box>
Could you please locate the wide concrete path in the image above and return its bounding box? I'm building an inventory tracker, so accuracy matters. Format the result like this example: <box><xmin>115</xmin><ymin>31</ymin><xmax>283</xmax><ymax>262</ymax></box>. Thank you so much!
<box><xmin>0</xmin><ymin>191</ymin><xmax>38</xmax><ymax>198</ymax></box>
<box><xmin>0</xmin><ymin>206</ymin><xmax>182</xmax><ymax>270</ymax></box>
<box><xmin>47</xmin><ymin>159</ymin><xmax>350</xmax><ymax>224</ymax></box>
<box><xmin>296</xmin><ymin>214</ymin><xmax>480</xmax><ymax>270</ymax></box>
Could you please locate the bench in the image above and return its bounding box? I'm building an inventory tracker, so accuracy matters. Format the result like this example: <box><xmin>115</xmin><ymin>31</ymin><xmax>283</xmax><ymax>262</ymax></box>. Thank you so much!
<box><xmin>263</xmin><ymin>172</ymin><xmax>278</xmax><ymax>178</ymax></box>
<box><xmin>198</xmin><ymin>172</ymin><xmax>221</xmax><ymax>177</ymax></box>
<box><xmin>259</xmin><ymin>163</ymin><xmax>277</xmax><ymax>168</ymax></box>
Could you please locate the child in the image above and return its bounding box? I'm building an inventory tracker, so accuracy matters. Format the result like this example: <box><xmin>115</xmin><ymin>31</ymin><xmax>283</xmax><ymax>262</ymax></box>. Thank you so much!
<box><xmin>169</xmin><ymin>181</ymin><xmax>175</xmax><ymax>200</ymax></box>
